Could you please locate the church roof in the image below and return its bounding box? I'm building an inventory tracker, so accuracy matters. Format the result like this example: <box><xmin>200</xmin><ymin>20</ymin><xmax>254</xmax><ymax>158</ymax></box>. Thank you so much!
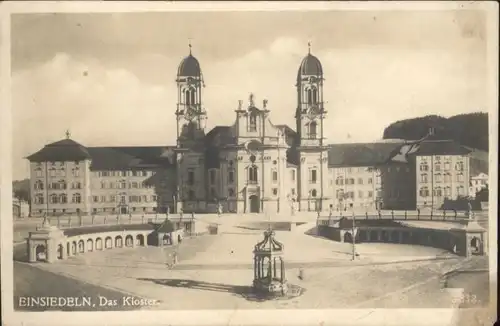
<box><xmin>177</xmin><ymin>54</ymin><xmax>202</xmax><ymax>77</ymax></box>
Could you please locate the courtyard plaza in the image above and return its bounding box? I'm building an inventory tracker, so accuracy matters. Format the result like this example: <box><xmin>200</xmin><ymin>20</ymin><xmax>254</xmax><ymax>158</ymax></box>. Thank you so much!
<box><xmin>29</xmin><ymin>221</ymin><xmax>484</xmax><ymax>310</ymax></box>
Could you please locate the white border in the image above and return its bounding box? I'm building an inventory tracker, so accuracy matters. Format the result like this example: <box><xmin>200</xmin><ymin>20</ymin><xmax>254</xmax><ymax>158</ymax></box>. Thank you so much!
<box><xmin>1</xmin><ymin>2</ymin><xmax>498</xmax><ymax>326</ymax></box>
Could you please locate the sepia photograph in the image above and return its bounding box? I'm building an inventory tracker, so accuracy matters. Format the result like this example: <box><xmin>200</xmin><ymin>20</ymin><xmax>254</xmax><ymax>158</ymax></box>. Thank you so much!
<box><xmin>1</xmin><ymin>2</ymin><xmax>498</xmax><ymax>326</ymax></box>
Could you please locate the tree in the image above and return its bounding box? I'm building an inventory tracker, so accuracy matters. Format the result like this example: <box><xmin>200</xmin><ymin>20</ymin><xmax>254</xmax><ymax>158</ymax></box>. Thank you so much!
<box><xmin>383</xmin><ymin>112</ymin><xmax>488</xmax><ymax>151</ymax></box>
<box><xmin>13</xmin><ymin>188</ymin><xmax>30</xmax><ymax>203</ymax></box>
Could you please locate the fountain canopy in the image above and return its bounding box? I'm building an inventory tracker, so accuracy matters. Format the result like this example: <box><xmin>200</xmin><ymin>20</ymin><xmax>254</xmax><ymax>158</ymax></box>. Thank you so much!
<box><xmin>252</xmin><ymin>227</ymin><xmax>288</xmax><ymax>296</ymax></box>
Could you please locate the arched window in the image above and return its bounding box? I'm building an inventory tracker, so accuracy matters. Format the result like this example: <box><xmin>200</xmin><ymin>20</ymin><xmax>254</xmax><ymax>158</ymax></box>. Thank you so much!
<box><xmin>312</xmin><ymin>88</ymin><xmax>318</xmax><ymax>104</ymax></box>
<box><xmin>311</xmin><ymin>189</ymin><xmax>317</xmax><ymax>197</ymax></box>
<box><xmin>419</xmin><ymin>187</ymin><xmax>429</xmax><ymax>197</ymax></box>
<box><xmin>190</xmin><ymin>88</ymin><xmax>196</xmax><ymax>105</ymax></box>
<box><xmin>185</xmin><ymin>89</ymin><xmax>191</xmax><ymax>105</ymax></box>
<box><xmin>420</xmin><ymin>163</ymin><xmax>429</xmax><ymax>172</ymax></box>
<box><xmin>60</xmin><ymin>194</ymin><xmax>67</xmax><ymax>204</ymax></box>
<box><xmin>72</xmin><ymin>193</ymin><xmax>81</xmax><ymax>204</ymax></box>
<box><xmin>35</xmin><ymin>194</ymin><xmax>44</xmax><ymax>204</ymax></box>
<box><xmin>307</xmin><ymin>88</ymin><xmax>312</xmax><ymax>104</ymax></box>
<box><xmin>35</xmin><ymin>180</ymin><xmax>44</xmax><ymax>190</ymax></box>
<box><xmin>50</xmin><ymin>194</ymin><xmax>59</xmax><ymax>204</ymax></box>
<box><xmin>249</xmin><ymin>113</ymin><xmax>257</xmax><ymax>132</ymax></box>
<box><xmin>248</xmin><ymin>165</ymin><xmax>258</xmax><ymax>183</ymax></box>
<box><xmin>309</xmin><ymin>121</ymin><xmax>317</xmax><ymax>139</ymax></box>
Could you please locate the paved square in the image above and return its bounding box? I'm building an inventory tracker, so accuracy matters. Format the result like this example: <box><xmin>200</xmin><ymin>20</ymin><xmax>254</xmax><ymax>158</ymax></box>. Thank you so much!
<box><xmin>33</xmin><ymin>228</ymin><xmax>473</xmax><ymax>309</ymax></box>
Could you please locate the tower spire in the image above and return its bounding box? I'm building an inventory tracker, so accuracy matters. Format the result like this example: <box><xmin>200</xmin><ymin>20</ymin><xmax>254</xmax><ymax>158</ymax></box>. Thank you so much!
<box><xmin>308</xmin><ymin>41</ymin><xmax>311</xmax><ymax>54</ymax></box>
<box><xmin>188</xmin><ymin>39</ymin><xmax>192</xmax><ymax>55</ymax></box>
<box><xmin>65</xmin><ymin>129</ymin><xmax>71</xmax><ymax>139</ymax></box>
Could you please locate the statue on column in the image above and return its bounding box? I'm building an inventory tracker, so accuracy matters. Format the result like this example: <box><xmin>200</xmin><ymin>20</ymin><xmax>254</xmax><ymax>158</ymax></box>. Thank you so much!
<box><xmin>42</xmin><ymin>213</ymin><xmax>50</xmax><ymax>228</ymax></box>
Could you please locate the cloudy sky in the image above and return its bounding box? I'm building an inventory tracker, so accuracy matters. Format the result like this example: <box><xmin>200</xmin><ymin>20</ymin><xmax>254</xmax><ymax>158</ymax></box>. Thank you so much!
<box><xmin>11</xmin><ymin>9</ymin><xmax>489</xmax><ymax>179</ymax></box>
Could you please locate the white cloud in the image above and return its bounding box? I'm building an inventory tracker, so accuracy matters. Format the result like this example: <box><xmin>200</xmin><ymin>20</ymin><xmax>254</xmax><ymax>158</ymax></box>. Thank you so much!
<box><xmin>12</xmin><ymin>37</ymin><xmax>487</xmax><ymax>179</ymax></box>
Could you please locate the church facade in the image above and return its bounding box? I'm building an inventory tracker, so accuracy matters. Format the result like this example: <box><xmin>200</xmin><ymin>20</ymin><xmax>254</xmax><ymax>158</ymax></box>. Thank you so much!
<box><xmin>172</xmin><ymin>47</ymin><xmax>330</xmax><ymax>214</ymax></box>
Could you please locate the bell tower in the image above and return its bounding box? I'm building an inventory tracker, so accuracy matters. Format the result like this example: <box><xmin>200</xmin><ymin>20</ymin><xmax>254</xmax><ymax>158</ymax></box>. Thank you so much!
<box><xmin>295</xmin><ymin>43</ymin><xmax>329</xmax><ymax>212</ymax></box>
<box><xmin>176</xmin><ymin>42</ymin><xmax>207</xmax><ymax>147</ymax></box>
<box><xmin>173</xmin><ymin>43</ymin><xmax>207</xmax><ymax>214</ymax></box>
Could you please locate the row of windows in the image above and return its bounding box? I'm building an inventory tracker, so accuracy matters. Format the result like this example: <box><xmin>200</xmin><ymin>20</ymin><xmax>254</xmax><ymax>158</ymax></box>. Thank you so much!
<box><xmin>99</xmin><ymin>181</ymin><xmax>154</xmax><ymax>189</ymax></box>
<box><xmin>35</xmin><ymin>161</ymin><xmax>82</xmax><ymax>167</ymax></box>
<box><xmin>418</xmin><ymin>186</ymin><xmax>465</xmax><ymax>197</ymax></box>
<box><xmin>34</xmin><ymin>168</ymin><xmax>81</xmax><ymax>178</ymax></box>
<box><xmin>96</xmin><ymin>170</ymin><xmax>153</xmax><ymax>178</ymax></box>
<box><xmin>93</xmin><ymin>195</ymin><xmax>158</xmax><ymax>203</ymax></box>
<box><xmin>419</xmin><ymin>162</ymin><xmax>464</xmax><ymax>172</ymax></box>
<box><xmin>34</xmin><ymin>180</ymin><xmax>82</xmax><ymax>190</ymax></box>
<box><xmin>336</xmin><ymin>190</ymin><xmax>379</xmax><ymax>200</ymax></box>
<box><xmin>34</xmin><ymin>193</ymin><xmax>82</xmax><ymax>204</ymax></box>
<box><xmin>34</xmin><ymin>193</ymin><xmax>160</xmax><ymax>205</ymax></box>
<box><xmin>421</xmin><ymin>155</ymin><xmax>463</xmax><ymax>162</ymax></box>
<box><xmin>335</xmin><ymin>167</ymin><xmax>374</xmax><ymax>174</ymax></box>
<box><xmin>335</xmin><ymin>177</ymin><xmax>379</xmax><ymax>185</ymax></box>
<box><xmin>419</xmin><ymin>173</ymin><xmax>464</xmax><ymax>183</ymax></box>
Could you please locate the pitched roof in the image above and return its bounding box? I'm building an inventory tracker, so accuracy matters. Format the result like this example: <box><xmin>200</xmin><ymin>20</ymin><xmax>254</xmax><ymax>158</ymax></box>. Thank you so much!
<box><xmin>26</xmin><ymin>138</ymin><xmax>175</xmax><ymax>170</ymax></box>
<box><xmin>87</xmin><ymin>146</ymin><xmax>175</xmax><ymax>170</ymax></box>
<box><xmin>411</xmin><ymin>140</ymin><xmax>471</xmax><ymax>156</ymax></box>
<box><xmin>328</xmin><ymin>142</ymin><xmax>402</xmax><ymax>167</ymax></box>
<box><xmin>26</xmin><ymin>139</ymin><xmax>91</xmax><ymax>162</ymax></box>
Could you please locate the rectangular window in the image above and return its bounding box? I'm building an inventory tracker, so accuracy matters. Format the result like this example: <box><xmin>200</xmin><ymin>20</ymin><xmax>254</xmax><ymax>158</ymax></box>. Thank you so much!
<box><xmin>357</xmin><ymin>178</ymin><xmax>363</xmax><ymax>185</ymax></box>
<box><xmin>272</xmin><ymin>170</ymin><xmax>278</xmax><ymax>182</ymax></box>
<box><xmin>93</xmin><ymin>196</ymin><xmax>99</xmax><ymax>203</ymax></box>
<box><xmin>228</xmin><ymin>170</ymin><xmax>234</xmax><ymax>184</ymax></box>
<box><xmin>100</xmin><ymin>196</ymin><xmax>106</xmax><ymax>202</ymax></box>
<box><xmin>358</xmin><ymin>191</ymin><xmax>363</xmax><ymax>198</ymax></box>
<box><xmin>368</xmin><ymin>191</ymin><xmax>373</xmax><ymax>198</ymax></box>
<box><xmin>309</xmin><ymin>169</ymin><xmax>317</xmax><ymax>184</ymax></box>
<box><xmin>368</xmin><ymin>178</ymin><xmax>373</xmax><ymax>184</ymax></box>
<box><xmin>188</xmin><ymin>169</ymin><xmax>195</xmax><ymax>185</ymax></box>
<box><xmin>291</xmin><ymin>188</ymin><xmax>296</xmax><ymax>195</ymax></box>
<box><xmin>209</xmin><ymin>170</ymin><xmax>216</xmax><ymax>185</ymax></box>
<box><xmin>291</xmin><ymin>170</ymin><xmax>296</xmax><ymax>181</ymax></box>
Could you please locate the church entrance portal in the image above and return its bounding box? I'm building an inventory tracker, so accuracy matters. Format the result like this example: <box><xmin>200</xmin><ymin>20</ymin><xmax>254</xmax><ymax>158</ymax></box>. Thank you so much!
<box><xmin>249</xmin><ymin>195</ymin><xmax>260</xmax><ymax>213</ymax></box>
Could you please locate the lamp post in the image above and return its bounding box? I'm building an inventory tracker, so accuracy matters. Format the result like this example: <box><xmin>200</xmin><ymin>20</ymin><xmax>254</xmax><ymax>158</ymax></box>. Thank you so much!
<box><xmin>351</xmin><ymin>209</ymin><xmax>357</xmax><ymax>261</ymax></box>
